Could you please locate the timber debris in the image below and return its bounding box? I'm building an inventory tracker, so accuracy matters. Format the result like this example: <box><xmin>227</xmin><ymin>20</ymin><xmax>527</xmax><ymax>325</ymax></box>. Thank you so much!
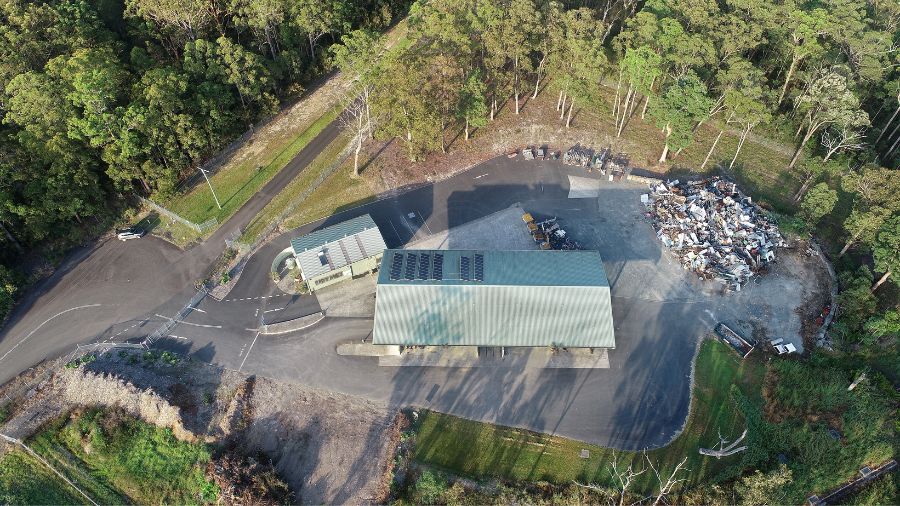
<box><xmin>646</xmin><ymin>177</ymin><xmax>785</xmax><ymax>291</ymax></box>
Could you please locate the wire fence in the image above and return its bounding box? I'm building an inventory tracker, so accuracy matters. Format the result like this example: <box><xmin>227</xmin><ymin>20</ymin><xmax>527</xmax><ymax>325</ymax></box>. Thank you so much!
<box><xmin>142</xmin><ymin>288</ymin><xmax>208</xmax><ymax>347</ymax></box>
<box><xmin>139</xmin><ymin>197</ymin><xmax>218</xmax><ymax>233</ymax></box>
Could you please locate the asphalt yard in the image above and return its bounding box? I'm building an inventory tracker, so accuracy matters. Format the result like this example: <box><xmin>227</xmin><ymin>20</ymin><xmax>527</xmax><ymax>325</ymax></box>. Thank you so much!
<box><xmin>150</xmin><ymin>154</ymin><xmax>757</xmax><ymax>448</ymax></box>
<box><xmin>1</xmin><ymin>151</ymin><xmax>822</xmax><ymax>449</ymax></box>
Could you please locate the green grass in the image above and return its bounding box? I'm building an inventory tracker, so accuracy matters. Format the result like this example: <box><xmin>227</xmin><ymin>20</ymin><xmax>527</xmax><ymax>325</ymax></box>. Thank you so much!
<box><xmin>412</xmin><ymin>339</ymin><xmax>765</xmax><ymax>494</ymax></box>
<box><xmin>240</xmin><ymin>133</ymin><xmax>353</xmax><ymax>243</ymax></box>
<box><xmin>0</xmin><ymin>449</ymin><xmax>84</xmax><ymax>504</ymax></box>
<box><xmin>28</xmin><ymin>408</ymin><xmax>217</xmax><ymax>505</ymax></box>
<box><xmin>164</xmin><ymin>106</ymin><xmax>341</xmax><ymax>227</ymax></box>
<box><xmin>280</xmin><ymin>152</ymin><xmax>379</xmax><ymax>232</ymax></box>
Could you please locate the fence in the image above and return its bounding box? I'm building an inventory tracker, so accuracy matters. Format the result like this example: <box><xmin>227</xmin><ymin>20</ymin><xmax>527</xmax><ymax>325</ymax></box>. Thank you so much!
<box><xmin>139</xmin><ymin>197</ymin><xmax>218</xmax><ymax>234</ymax></box>
<box><xmin>142</xmin><ymin>288</ymin><xmax>208</xmax><ymax>346</ymax></box>
<box><xmin>233</xmin><ymin>137</ymin><xmax>356</xmax><ymax>254</ymax></box>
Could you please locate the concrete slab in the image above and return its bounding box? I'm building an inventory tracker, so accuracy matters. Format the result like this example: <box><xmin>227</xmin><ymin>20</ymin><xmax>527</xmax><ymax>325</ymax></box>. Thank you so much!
<box><xmin>377</xmin><ymin>346</ymin><xmax>610</xmax><ymax>369</ymax></box>
<box><xmin>406</xmin><ymin>204</ymin><xmax>537</xmax><ymax>251</ymax></box>
<box><xmin>314</xmin><ymin>275</ymin><xmax>376</xmax><ymax>317</ymax></box>
<box><xmin>568</xmin><ymin>175</ymin><xmax>602</xmax><ymax>198</ymax></box>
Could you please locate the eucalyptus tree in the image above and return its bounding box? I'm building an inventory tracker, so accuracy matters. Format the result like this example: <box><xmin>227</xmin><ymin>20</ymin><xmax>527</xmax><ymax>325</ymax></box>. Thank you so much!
<box><xmin>788</xmin><ymin>66</ymin><xmax>868</xmax><ymax>170</ymax></box>
<box><xmin>649</xmin><ymin>72</ymin><xmax>711</xmax><ymax>163</ymax></box>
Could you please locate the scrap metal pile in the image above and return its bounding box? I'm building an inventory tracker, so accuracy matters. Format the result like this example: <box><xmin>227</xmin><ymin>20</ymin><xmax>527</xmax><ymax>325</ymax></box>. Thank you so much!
<box><xmin>646</xmin><ymin>177</ymin><xmax>786</xmax><ymax>291</ymax></box>
<box><xmin>563</xmin><ymin>145</ymin><xmax>629</xmax><ymax>180</ymax></box>
<box><xmin>522</xmin><ymin>213</ymin><xmax>580</xmax><ymax>250</ymax></box>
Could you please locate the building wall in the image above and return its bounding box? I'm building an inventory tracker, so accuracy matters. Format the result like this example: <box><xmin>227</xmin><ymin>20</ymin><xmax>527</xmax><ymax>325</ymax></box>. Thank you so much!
<box><xmin>307</xmin><ymin>254</ymin><xmax>382</xmax><ymax>291</ymax></box>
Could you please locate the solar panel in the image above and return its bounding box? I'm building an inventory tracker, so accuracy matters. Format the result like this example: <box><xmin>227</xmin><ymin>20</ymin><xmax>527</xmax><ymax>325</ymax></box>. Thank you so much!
<box><xmin>473</xmin><ymin>253</ymin><xmax>484</xmax><ymax>281</ymax></box>
<box><xmin>432</xmin><ymin>253</ymin><xmax>444</xmax><ymax>280</ymax></box>
<box><xmin>418</xmin><ymin>253</ymin><xmax>430</xmax><ymax>279</ymax></box>
<box><xmin>460</xmin><ymin>256</ymin><xmax>471</xmax><ymax>281</ymax></box>
<box><xmin>389</xmin><ymin>253</ymin><xmax>403</xmax><ymax>280</ymax></box>
<box><xmin>405</xmin><ymin>253</ymin><xmax>417</xmax><ymax>279</ymax></box>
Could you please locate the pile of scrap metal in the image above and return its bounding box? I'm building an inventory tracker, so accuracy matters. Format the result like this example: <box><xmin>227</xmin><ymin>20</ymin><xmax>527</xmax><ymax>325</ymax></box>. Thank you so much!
<box><xmin>520</xmin><ymin>145</ymin><xmax>549</xmax><ymax>160</ymax></box>
<box><xmin>522</xmin><ymin>213</ymin><xmax>580</xmax><ymax>250</ymax></box>
<box><xmin>562</xmin><ymin>145</ymin><xmax>630</xmax><ymax>179</ymax></box>
<box><xmin>646</xmin><ymin>177</ymin><xmax>786</xmax><ymax>291</ymax></box>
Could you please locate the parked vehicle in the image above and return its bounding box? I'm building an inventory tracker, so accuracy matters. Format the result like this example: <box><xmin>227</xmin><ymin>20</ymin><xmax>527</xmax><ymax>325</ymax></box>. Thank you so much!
<box><xmin>117</xmin><ymin>227</ymin><xmax>146</xmax><ymax>241</ymax></box>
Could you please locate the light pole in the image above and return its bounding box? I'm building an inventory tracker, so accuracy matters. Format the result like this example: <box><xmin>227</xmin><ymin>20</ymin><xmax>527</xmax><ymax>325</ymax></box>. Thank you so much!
<box><xmin>199</xmin><ymin>167</ymin><xmax>222</xmax><ymax>210</ymax></box>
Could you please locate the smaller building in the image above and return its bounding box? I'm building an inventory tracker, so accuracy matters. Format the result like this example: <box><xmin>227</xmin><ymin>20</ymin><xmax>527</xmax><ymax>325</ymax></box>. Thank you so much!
<box><xmin>291</xmin><ymin>214</ymin><xmax>387</xmax><ymax>291</ymax></box>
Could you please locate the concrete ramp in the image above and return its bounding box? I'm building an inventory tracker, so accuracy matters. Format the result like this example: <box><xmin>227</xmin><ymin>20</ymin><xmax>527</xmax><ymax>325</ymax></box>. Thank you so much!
<box><xmin>568</xmin><ymin>175</ymin><xmax>601</xmax><ymax>198</ymax></box>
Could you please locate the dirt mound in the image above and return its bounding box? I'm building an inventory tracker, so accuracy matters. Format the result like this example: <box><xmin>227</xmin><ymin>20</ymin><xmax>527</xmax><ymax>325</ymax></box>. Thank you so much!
<box><xmin>57</xmin><ymin>367</ymin><xmax>196</xmax><ymax>442</ymax></box>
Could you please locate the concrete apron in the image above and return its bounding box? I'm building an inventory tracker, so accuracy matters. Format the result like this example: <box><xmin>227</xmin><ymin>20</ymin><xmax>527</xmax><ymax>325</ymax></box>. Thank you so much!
<box><xmin>338</xmin><ymin>343</ymin><xmax>610</xmax><ymax>369</ymax></box>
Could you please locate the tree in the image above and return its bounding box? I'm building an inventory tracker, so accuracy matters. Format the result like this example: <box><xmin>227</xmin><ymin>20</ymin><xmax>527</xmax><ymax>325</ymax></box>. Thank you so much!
<box><xmin>839</xmin><ymin>207</ymin><xmax>890</xmax><ymax>257</ymax></box>
<box><xmin>558</xmin><ymin>8</ymin><xmax>607</xmax><ymax>128</ymax></box>
<box><xmin>799</xmin><ymin>182</ymin><xmax>837</xmax><ymax>225</ymax></box>
<box><xmin>871</xmin><ymin>215</ymin><xmax>900</xmax><ymax>291</ymax></box>
<box><xmin>291</xmin><ymin>0</ymin><xmax>350</xmax><ymax>61</ymax></box>
<box><xmin>230</xmin><ymin>0</ymin><xmax>287</xmax><ymax>60</ymax></box>
<box><xmin>820</xmin><ymin>121</ymin><xmax>868</xmax><ymax>162</ymax></box>
<box><xmin>331</xmin><ymin>29</ymin><xmax>383</xmax><ymax>138</ymax></box>
<box><xmin>215</xmin><ymin>36</ymin><xmax>278</xmax><ymax>119</ymax></box>
<box><xmin>607</xmin><ymin>452</ymin><xmax>645</xmax><ymax>506</ymax></box>
<box><xmin>645</xmin><ymin>455</ymin><xmax>689</xmax><ymax>505</ymax></box>
<box><xmin>457</xmin><ymin>70</ymin><xmax>488</xmax><ymax>140</ymax></box>
<box><xmin>724</xmin><ymin>85</ymin><xmax>770</xmax><ymax>170</ymax></box>
<box><xmin>615</xmin><ymin>45</ymin><xmax>661</xmax><ymax>136</ymax></box>
<box><xmin>124</xmin><ymin>0</ymin><xmax>212</xmax><ymax>49</ymax></box>
<box><xmin>775</xmin><ymin>4</ymin><xmax>828</xmax><ymax>106</ymax></box>
<box><xmin>864</xmin><ymin>310</ymin><xmax>900</xmax><ymax>343</ymax></box>
<box><xmin>735</xmin><ymin>464</ymin><xmax>793</xmax><ymax>505</ymax></box>
<box><xmin>649</xmin><ymin>72</ymin><xmax>711</xmax><ymax>163</ymax></box>
<box><xmin>788</xmin><ymin>66</ymin><xmax>868</xmax><ymax>170</ymax></box>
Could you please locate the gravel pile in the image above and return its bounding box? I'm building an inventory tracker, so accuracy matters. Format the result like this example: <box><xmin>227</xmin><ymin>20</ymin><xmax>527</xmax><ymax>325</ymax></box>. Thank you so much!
<box><xmin>646</xmin><ymin>177</ymin><xmax>786</xmax><ymax>291</ymax></box>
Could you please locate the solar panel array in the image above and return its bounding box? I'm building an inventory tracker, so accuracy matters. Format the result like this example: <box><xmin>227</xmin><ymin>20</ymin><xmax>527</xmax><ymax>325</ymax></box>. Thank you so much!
<box><xmin>389</xmin><ymin>251</ymin><xmax>489</xmax><ymax>282</ymax></box>
<box><xmin>389</xmin><ymin>253</ymin><xmax>403</xmax><ymax>280</ymax></box>
<box><xmin>474</xmin><ymin>253</ymin><xmax>484</xmax><ymax>281</ymax></box>
<box><xmin>418</xmin><ymin>253</ymin><xmax>430</xmax><ymax>279</ymax></box>
<box><xmin>433</xmin><ymin>253</ymin><xmax>444</xmax><ymax>280</ymax></box>
<box><xmin>460</xmin><ymin>256</ymin><xmax>471</xmax><ymax>281</ymax></box>
<box><xmin>404</xmin><ymin>252</ymin><xmax>417</xmax><ymax>279</ymax></box>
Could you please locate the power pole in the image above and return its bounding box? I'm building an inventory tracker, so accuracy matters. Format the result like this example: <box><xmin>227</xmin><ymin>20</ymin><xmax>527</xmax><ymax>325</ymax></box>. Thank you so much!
<box><xmin>199</xmin><ymin>167</ymin><xmax>222</xmax><ymax>210</ymax></box>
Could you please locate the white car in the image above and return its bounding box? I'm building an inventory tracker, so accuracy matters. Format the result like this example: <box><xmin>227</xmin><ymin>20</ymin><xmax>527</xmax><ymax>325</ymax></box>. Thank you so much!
<box><xmin>117</xmin><ymin>227</ymin><xmax>146</xmax><ymax>241</ymax></box>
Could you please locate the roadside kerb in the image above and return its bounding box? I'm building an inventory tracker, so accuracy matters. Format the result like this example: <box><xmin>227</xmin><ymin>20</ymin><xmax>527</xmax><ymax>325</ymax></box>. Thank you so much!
<box><xmin>261</xmin><ymin>311</ymin><xmax>324</xmax><ymax>335</ymax></box>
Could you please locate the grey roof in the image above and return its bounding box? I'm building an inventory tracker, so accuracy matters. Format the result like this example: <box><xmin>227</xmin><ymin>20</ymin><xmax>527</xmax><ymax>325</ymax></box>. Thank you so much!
<box><xmin>373</xmin><ymin>249</ymin><xmax>615</xmax><ymax>348</ymax></box>
<box><xmin>291</xmin><ymin>215</ymin><xmax>386</xmax><ymax>279</ymax></box>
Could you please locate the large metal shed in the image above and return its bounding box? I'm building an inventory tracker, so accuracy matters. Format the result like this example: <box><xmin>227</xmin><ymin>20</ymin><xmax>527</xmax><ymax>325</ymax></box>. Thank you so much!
<box><xmin>372</xmin><ymin>249</ymin><xmax>615</xmax><ymax>349</ymax></box>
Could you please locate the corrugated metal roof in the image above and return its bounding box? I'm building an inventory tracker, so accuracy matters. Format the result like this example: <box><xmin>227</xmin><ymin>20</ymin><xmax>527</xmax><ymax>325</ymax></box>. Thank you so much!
<box><xmin>377</xmin><ymin>249</ymin><xmax>610</xmax><ymax>287</ymax></box>
<box><xmin>292</xmin><ymin>215</ymin><xmax>386</xmax><ymax>279</ymax></box>
<box><xmin>373</xmin><ymin>249</ymin><xmax>615</xmax><ymax>348</ymax></box>
<box><xmin>291</xmin><ymin>215</ymin><xmax>379</xmax><ymax>253</ymax></box>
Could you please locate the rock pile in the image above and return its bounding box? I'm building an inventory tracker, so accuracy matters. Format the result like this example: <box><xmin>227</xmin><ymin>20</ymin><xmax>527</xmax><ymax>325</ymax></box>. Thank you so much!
<box><xmin>646</xmin><ymin>177</ymin><xmax>786</xmax><ymax>291</ymax></box>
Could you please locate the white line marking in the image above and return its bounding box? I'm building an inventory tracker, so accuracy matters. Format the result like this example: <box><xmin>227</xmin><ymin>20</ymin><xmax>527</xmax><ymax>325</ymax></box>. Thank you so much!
<box><xmin>238</xmin><ymin>332</ymin><xmax>260</xmax><ymax>371</ymax></box>
<box><xmin>0</xmin><ymin>304</ymin><xmax>102</xmax><ymax>363</ymax></box>
<box><xmin>154</xmin><ymin>314</ymin><xmax>222</xmax><ymax>329</ymax></box>
<box><xmin>416</xmin><ymin>211</ymin><xmax>433</xmax><ymax>235</ymax></box>
<box><xmin>263</xmin><ymin>308</ymin><xmax>283</xmax><ymax>313</ymax></box>
<box><xmin>474</xmin><ymin>173</ymin><xmax>488</xmax><ymax>179</ymax></box>
<box><xmin>189</xmin><ymin>307</ymin><xmax>206</xmax><ymax>313</ymax></box>
<box><xmin>386</xmin><ymin>218</ymin><xmax>402</xmax><ymax>242</ymax></box>
<box><xmin>167</xmin><ymin>335</ymin><xmax>188</xmax><ymax>340</ymax></box>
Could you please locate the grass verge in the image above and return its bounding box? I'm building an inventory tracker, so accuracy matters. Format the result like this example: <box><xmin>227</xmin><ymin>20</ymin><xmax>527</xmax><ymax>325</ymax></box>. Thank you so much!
<box><xmin>280</xmin><ymin>153</ymin><xmax>380</xmax><ymax>233</ymax></box>
<box><xmin>27</xmin><ymin>407</ymin><xmax>217</xmax><ymax>504</ymax></box>
<box><xmin>164</xmin><ymin>107</ymin><xmax>341</xmax><ymax>227</ymax></box>
<box><xmin>240</xmin><ymin>133</ymin><xmax>353</xmax><ymax>244</ymax></box>
<box><xmin>0</xmin><ymin>448</ymin><xmax>84</xmax><ymax>504</ymax></box>
<box><xmin>411</xmin><ymin>339</ymin><xmax>765</xmax><ymax>493</ymax></box>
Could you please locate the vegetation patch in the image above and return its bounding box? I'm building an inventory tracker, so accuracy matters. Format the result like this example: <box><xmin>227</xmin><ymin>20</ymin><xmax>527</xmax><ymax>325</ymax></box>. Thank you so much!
<box><xmin>28</xmin><ymin>407</ymin><xmax>218</xmax><ymax>505</ymax></box>
<box><xmin>165</xmin><ymin>107</ymin><xmax>342</xmax><ymax>226</ymax></box>
<box><xmin>402</xmin><ymin>340</ymin><xmax>897</xmax><ymax>504</ymax></box>
<box><xmin>0</xmin><ymin>448</ymin><xmax>84</xmax><ymax>504</ymax></box>
<box><xmin>241</xmin><ymin>132</ymin><xmax>353</xmax><ymax>243</ymax></box>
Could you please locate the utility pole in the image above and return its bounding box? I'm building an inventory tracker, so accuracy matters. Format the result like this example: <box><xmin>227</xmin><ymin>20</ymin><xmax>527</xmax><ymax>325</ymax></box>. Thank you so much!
<box><xmin>199</xmin><ymin>167</ymin><xmax>222</xmax><ymax>210</ymax></box>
